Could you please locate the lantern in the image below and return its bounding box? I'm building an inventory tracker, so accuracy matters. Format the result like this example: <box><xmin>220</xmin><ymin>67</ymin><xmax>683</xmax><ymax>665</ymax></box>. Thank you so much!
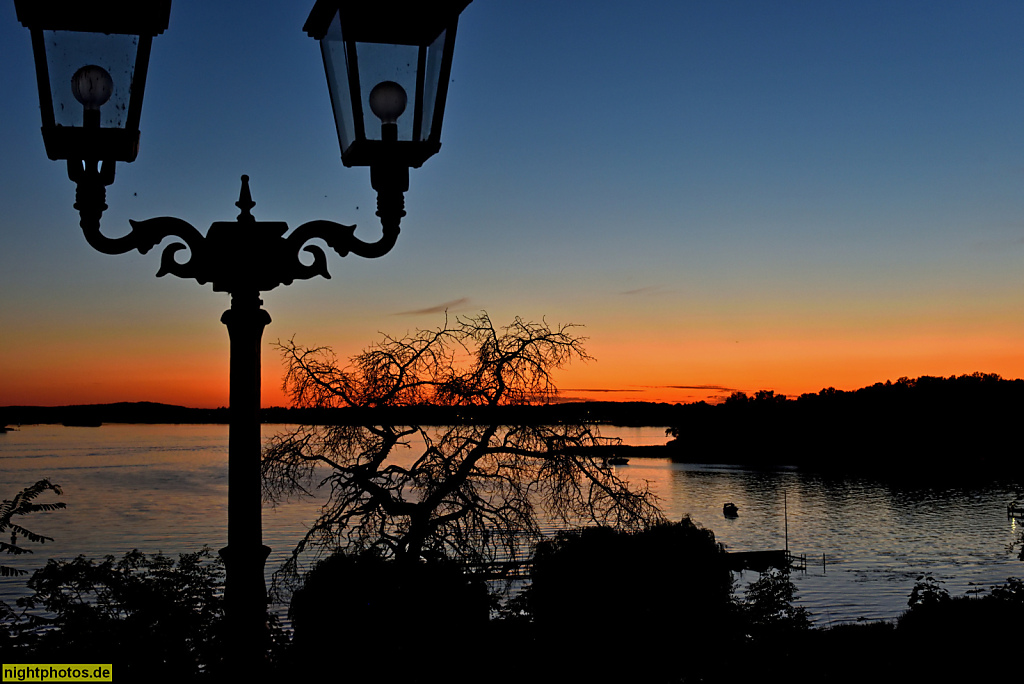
<box><xmin>304</xmin><ymin>0</ymin><xmax>471</xmax><ymax>169</ymax></box>
<box><xmin>15</xmin><ymin>0</ymin><xmax>172</xmax><ymax>163</ymax></box>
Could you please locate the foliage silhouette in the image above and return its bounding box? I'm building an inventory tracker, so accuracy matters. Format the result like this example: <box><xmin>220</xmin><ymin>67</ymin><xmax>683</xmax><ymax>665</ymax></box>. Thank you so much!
<box><xmin>287</xmin><ymin>550</ymin><xmax>491</xmax><ymax>681</ymax></box>
<box><xmin>0</xmin><ymin>480</ymin><xmax>65</xmax><ymax>578</ymax></box>
<box><xmin>728</xmin><ymin>575</ymin><xmax>1024</xmax><ymax>683</ymax></box>
<box><xmin>905</xmin><ymin>573</ymin><xmax>950</xmax><ymax>609</ymax></box>
<box><xmin>523</xmin><ymin>518</ymin><xmax>737</xmax><ymax>682</ymax></box>
<box><xmin>891</xmin><ymin>576</ymin><xmax>1023</xmax><ymax>681</ymax></box>
<box><xmin>740</xmin><ymin>567</ymin><xmax>812</xmax><ymax>635</ymax></box>
<box><xmin>262</xmin><ymin>313</ymin><xmax>662</xmax><ymax>591</ymax></box>
<box><xmin>2</xmin><ymin>548</ymin><xmax>230</xmax><ymax>678</ymax></box>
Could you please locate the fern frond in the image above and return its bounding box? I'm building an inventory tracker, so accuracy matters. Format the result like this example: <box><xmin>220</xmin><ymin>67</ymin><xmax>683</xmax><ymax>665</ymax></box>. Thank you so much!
<box><xmin>0</xmin><ymin>541</ymin><xmax>32</xmax><ymax>556</ymax></box>
<box><xmin>0</xmin><ymin>480</ymin><xmax>64</xmax><ymax>579</ymax></box>
<box><xmin>17</xmin><ymin>503</ymin><xmax>67</xmax><ymax>514</ymax></box>
<box><xmin>8</xmin><ymin>524</ymin><xmax>54</xmax><ymax>545</ymax></box>
<box><xmin>1</xmin><ymin>480</ymin><xmax>63</xmax><ymax>530</ymax></box>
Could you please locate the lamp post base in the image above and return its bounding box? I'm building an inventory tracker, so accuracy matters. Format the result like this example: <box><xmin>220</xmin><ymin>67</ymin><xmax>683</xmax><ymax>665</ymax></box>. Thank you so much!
<box><xmin>218</xmin><ymin>542</ymin><xmax>272</xmax><ymax>671</ymax></box>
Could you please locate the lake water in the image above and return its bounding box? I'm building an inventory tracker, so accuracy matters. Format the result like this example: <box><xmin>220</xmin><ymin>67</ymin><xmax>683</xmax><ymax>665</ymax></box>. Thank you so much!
<box><xmin>1</xmin><ymin>424</ymin><xmax>1021</xmax><ymax>625</ymax></box>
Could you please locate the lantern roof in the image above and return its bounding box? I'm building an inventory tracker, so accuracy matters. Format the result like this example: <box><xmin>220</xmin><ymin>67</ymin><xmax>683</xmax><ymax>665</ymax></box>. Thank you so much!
<box><xmin>15</xmin><ymin>0</ymin><xmax>171</xmax><ymax>35</ymax></box>
<box><xmin>304</xmin><ymin>0</ymin><xmax>470</xmax><ymax>44</ymax></box>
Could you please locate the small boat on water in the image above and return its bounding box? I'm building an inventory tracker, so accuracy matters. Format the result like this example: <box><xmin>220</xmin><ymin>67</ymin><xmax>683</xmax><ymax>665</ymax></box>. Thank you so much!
<box><xmin>723</xmin><ymin>502</ymin><xmax>739</xmax><ymax>517</ymax></box>
<box><xmin>601</xmin><ymin>456</ymin><xmax>629</xmax><ymax>467</ymax></box>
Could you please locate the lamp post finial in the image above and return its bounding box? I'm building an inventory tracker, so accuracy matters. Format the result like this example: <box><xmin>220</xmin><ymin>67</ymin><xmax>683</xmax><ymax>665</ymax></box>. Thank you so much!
<box><xmin>236</xmin><ymin>175</ymin><xmax>255</xmax><ymax>221</ymax></box>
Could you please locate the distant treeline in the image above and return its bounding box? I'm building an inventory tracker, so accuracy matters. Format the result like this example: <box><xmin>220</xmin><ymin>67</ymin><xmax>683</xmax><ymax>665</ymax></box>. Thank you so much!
<box><xmin>666</xmin><ymin>373</ymin><xmax>1024</xmax><ymax>476</ymax></box>
<box><xmin>3</xmin><ymin>373</ymin><xmax>1022</xmax><ymax>476</ymax></box>
<box><xmin>0</xmin><ymin>400</ymin><xmax>685</xmax><ymax>428</ymax></box>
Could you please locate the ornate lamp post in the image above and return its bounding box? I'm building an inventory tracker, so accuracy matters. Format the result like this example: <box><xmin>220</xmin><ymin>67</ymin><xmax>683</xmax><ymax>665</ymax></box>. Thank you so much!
<box><xmin>17</xmin><ymin>0</ymin><xmax>472</xmax><ymax>669</ymax></box>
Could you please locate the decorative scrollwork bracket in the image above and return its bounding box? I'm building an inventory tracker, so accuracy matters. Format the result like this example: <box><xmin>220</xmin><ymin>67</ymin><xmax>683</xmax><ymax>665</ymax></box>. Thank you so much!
<box><xmin>68</xmin><ymin>171</ymin><xmax>402</xmax><ymax>296</ymax></box>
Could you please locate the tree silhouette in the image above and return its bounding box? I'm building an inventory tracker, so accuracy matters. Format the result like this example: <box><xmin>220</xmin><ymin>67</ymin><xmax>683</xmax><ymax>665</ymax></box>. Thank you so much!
<box><xmin>262</xmin><ymin>313</ymin><xmax>662</xmax><ymax>587</ymax></box>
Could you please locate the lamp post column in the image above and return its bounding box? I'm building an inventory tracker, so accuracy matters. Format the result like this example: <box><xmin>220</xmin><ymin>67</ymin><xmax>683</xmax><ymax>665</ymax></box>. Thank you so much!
<box><xmin>220</xmin><ymin>289</ymin><xmax>272</xmax><ymax>667</ymax></box>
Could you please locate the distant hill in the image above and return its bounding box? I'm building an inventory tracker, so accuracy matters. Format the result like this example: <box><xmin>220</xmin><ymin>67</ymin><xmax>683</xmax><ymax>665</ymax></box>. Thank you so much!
<box><xmin>0</xmin><ymin>402</ymin><xmax>227</xmax><ymax>426</ymax></box>
<box><xmin>0</xmin><ymin>401</ymin><xmax>680</xmax><ymax>427</ymax></box>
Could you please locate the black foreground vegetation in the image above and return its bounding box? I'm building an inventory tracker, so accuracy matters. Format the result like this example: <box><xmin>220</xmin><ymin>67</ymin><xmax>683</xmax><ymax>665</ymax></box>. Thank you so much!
<box><xmin>1</xmin><ymin>549</ymin><xmax>236</xmax><ymax>677</ymax></box>
<box><xmin>3</xmin><ymin>525</ymin><xmax>1022</xmax><ymax>682</ymax></box>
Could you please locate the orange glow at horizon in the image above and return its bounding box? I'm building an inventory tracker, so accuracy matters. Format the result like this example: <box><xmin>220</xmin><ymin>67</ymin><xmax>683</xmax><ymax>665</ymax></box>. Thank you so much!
<box><xmin>552</xmin><ymin>328</ymin><xmax>1024</xmax><ymax>405</ymax></box>
<box><xmin>5</xmin><ymin>326</ymin><xmax>1022</xmax><ymax>410</ymax></box>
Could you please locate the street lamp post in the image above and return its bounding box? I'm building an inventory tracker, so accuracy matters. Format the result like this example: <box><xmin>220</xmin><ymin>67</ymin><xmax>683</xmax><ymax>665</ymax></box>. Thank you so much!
<box><xmin>16</xmin><ymin>0</ymin><xmax>471</xmax><ymax>670</ymax></box>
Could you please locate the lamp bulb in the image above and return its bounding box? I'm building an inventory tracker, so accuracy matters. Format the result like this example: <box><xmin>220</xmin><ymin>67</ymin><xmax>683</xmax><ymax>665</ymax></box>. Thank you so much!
<box><xmin>368</xmin><ymin>81</ymin><xmax>407</xmax><ymax>124</ymax></box>
<box><xmin>71</xmin><ymin>65</ymin><xmax>114</xmax><ymax>110</ymax></box>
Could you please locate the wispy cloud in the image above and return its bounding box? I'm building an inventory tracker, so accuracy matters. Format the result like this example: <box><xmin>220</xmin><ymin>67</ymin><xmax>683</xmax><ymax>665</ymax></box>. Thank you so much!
<box><xmin>562</xmin><ymin>388</ymin><xmax>634</xmax><ymax>393</ymax></box>
<box><xmin>620</xmin><ymin>285</ymin><xmax>662</xmax><ymax>296</ymax></box>
<box><xmin>647</xmin><ymin>384</ymin><xmax>737</xmax><ymax>392</ymax></box>
<box><xmin>392</xmin><ymin>298</ymin><xmax>471</xmax><ymax>316</ymax></box>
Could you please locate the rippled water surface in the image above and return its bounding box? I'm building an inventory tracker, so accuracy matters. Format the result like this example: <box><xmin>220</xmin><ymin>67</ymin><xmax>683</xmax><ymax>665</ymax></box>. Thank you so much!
<box><xmin>2</xmin><ymin>424</ymin><xmax>1021</xmax><ymax>624</ymax></box>
<box><xmin>610</xmin><ymin>426</ymin><xmax>1024</xmax><ymax>623</ymax></box>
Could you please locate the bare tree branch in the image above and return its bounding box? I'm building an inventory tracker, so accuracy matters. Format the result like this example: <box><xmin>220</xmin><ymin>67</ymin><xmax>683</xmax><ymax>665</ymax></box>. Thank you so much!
<box><xmin>262</xmin><ymin>313</ymin><xmax>663</xmax><ymax>596</ymax></box>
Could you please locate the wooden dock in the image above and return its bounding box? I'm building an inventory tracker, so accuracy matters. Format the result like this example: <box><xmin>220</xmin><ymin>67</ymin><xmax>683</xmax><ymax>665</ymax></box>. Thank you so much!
<box><xmin>724</xmin><ymin>550</ymin><xmax>806</xmax><ymax>573</ymax></box>
<box><xmin>1008</xmin><ymin>503</ymin><xmax>1024</xmax><ymax>520</ymax></box>
<box><xmin>566</xmin><ymin>444</ymin><xmax>671</xmax><ymax>460</ymax></box>
<box><xmin>462</xmin><ymin>560</ymin><xmax>533</xmax><ymax>580</ymax></box>
<box><xmin>461</xmin><ymin>549</ymin><xmax>810</xmax><ymax>580</ymax></box>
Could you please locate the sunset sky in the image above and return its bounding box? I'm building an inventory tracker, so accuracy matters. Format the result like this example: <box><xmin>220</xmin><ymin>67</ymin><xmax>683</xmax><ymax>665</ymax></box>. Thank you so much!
<box><xmin>4</xmin><ymin>1</ymin><xmax>1024</xmax><ymax>408</ymax></box>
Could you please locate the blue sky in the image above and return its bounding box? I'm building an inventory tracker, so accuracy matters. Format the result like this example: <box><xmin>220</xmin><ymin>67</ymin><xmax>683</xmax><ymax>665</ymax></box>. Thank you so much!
<box><xmin>3</xmin><ymin>1</ymin><xmax>1024</xmax><ymax>407</ymax></box>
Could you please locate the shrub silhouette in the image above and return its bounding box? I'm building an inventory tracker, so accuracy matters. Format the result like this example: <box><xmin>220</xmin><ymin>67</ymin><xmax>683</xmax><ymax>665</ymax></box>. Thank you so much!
<box><xmin>3</xmin><ymin>549</ymin><xmax>227</xmax><ymax>678</ymax></box>
<box><xmin>525</xmin><ymin>518</ymin><xmax>736</xmax><ymax>681</ymax></box>
<box><xmin>741</xmin><ymin>568</ymin><xmax>812</xmax><ymax>635</ymax></box>
<box><xmin>288</xmin><ymin>550</ymin><xmax>491</xmax><ymax>681</ymax></box>
<box><xmin>897</xmin><ymin>575</ymin><xmax>1024</xmax><ymax>677</ymax></box>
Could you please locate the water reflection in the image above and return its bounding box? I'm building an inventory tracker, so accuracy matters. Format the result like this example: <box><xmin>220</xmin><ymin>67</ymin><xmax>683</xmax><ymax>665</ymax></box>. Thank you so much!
<box><xmin>0</xmin><ymin>424</ymin><xmax>1020</xmax><ymax>624</ymax></box>
<box><xmin>608</xmin><ymin>443</ymin><xmax>1022</xmax><ymax>624</ymax></box>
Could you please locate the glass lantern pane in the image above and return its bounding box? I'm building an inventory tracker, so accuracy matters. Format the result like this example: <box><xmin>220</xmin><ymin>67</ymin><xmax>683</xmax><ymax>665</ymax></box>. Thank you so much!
<box><xmin>355</xmin><ymin>41</ymin><xmax>419</xmax><ymax>142</ymax></box>
<box><xmin>44</xmin><ymin>30</ymin><xmax>138</xmax><ymax>129</ymax></box>
<box><xmin>320</xmin><ymin>13</ymin><xmax>356</xmax><ymax>155</ymax></box>
<box><xmin>420</xmin><ymin>29</ymin><xmax>447</xmax><ymax>142</ymax></box>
